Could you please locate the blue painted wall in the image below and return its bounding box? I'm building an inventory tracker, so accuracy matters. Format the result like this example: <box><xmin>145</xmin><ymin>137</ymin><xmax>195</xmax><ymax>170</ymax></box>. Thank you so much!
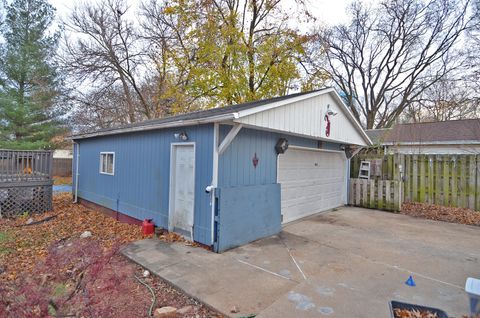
<box><xmin>215</xmin><ymin>125</ymin><xmax>344</xmax><ymax>251</ymax></box>
<box><xmin>72</xmin><ymin>122</ymin><xmax>345</xmax><ymax>251</ymax></box>
<box><xmin>218</xmin><ymin>127</ymin><xmax>278</xmax><ymax>187</ymax></box>
<box><xmin>73</xmin><ymin>124</ymin><xmax>214</xmax><ymax>245</ymax></box>
<box><xmin>214</xmin><ymin>183</ymin><xmax>281</xmax><ymax>252</ymax></box>
<box><xmin>217</xmin><ymin>125</ymin><xmax>340</xmax><ymax>188</ymax></box>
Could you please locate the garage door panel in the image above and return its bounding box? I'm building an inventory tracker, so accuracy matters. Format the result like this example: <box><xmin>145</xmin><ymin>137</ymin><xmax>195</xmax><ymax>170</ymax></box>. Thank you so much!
<box><xmin>281</xmin><ymin>188</ymin><xmax>344</xmax><ymax>207</ymax></box>
<box><xmin>281</xmin><ymin>184</ymin><xmax>343</xmax><ymax>201</ymax></box>
<box><xmin>278</xmin><ymin>148</ymin><xmax>346</xmax><ymax>224</ymax></box>
<box><xmin>281</xmin><ymin>180</ymin><xmax>342</xmax><ymax>192</ymax></box>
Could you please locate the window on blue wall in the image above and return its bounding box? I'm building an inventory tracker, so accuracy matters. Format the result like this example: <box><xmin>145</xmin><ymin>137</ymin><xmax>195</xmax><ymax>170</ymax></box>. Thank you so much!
<box><xmin>100</xmin><ymin>152</ymin><xmax>115</xmax><ymax>175</ymax></box>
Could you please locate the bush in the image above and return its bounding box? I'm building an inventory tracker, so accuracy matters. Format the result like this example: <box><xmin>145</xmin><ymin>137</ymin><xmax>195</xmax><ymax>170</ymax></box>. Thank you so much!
<box><xmin>0</xmin><ymin>238</ymin><xmax>138</xmax><ymax>317</ymax></box>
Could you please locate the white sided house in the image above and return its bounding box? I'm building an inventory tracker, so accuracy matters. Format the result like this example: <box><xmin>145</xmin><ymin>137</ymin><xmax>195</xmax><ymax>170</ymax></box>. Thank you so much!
<box><xmin>72</xmin><ymin>88</ymin><xmax>371</xmax><ymax>252</ymax></box>
<box><xmin>366</xmin><ymin>119</ymin><xmax>480</xmax><ymax>155</ymax></box>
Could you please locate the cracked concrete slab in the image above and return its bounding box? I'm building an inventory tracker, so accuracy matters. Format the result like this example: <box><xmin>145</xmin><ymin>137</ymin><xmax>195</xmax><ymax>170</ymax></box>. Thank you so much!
<box><xmin>122</xmin><ymin>207</ymin><xmax>480</xmax><ymax>317</ymax></box>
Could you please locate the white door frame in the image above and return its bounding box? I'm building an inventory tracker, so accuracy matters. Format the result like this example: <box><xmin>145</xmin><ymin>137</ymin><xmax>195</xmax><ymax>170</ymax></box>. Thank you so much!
<box><xmin>168</xmin><ymin>142</ymin><xmax>196</xmax><ymax>234</ymax></box>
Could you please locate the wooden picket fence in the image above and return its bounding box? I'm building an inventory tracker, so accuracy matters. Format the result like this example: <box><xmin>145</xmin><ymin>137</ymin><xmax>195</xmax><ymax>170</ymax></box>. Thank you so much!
<box><xmin>350</xmin><ymin>153</ymin><xmax>480</xmax><ymax>211</ymax></box>
<box><xmin>349</xmin><ymin>178</ymin><xmax>401</xmax><ymax>211</ymax></box>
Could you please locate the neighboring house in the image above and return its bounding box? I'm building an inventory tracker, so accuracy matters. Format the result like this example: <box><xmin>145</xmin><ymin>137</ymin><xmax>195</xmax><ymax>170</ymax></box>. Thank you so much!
<box><xmin>71</xmin><ymin>88</ymin><xmax>371</xmax><ymax>252</ymax></box>
<box><xmin>365</xmin><ymin>119</ymin><xmax>480</xmax><ymax>155</ymax></box>
<box><xmin>53</xmin><ymin>149</ymin><xmax>73</xmax><ymax>159</ymax></box>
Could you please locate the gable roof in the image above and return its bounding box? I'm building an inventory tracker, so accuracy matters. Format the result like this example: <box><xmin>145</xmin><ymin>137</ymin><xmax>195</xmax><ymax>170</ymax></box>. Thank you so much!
<box><xmin>72</xmin><ymin>87</ymin><xmax>371</xmax><ymax>146</ymax></box>
<box><xmin>368</xmin><ymin>119</ymin><xmax>480</xmax><ymax>145</ymax></box>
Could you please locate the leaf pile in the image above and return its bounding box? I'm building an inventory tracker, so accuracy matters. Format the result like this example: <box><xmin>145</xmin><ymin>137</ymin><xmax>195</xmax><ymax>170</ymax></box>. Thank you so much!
<box><xmin>393</xmin><ymin>308</ymin><xmax>438</xmax><ymax>318</ymax></box>
<box><xmin>401</xmin><ymin>202</ymin><xmax>480</xmax><ymax>226</ymax></box>
<box><xmin>53</xmin><ymin>176</ymin><xmax>72</xmax><ymax>185</ymax></box>
<box><xmin>0</xmin><ymin>238</ymin><xmax>222</xmax><ymax>318</ymax></box>
<box><xmin>0</xmin><ymin>193</ymin><xmax>147</xmax><ymax>281</ymax></box>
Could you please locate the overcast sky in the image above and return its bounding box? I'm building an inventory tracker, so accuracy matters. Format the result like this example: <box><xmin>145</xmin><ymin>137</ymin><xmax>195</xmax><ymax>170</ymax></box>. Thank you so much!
<box><xmin>49</xmin><ymin>0</ymin><xmax>353</xmax><ymax>27</ymax></box>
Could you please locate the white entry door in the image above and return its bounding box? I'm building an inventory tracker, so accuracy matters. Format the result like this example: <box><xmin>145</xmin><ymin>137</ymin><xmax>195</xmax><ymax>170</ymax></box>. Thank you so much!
<box><xmin>169</xmin><ymin>144</ymin><xmax>195</xmax><ymax>238</ymax></box>
<box><xmin>278</xmin><ymin>147</ymin><xmax>347</xmax><ymax>224</ymax></box>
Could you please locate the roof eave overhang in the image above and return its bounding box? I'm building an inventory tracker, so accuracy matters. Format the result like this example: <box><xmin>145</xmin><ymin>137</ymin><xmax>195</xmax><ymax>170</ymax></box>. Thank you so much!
<box><xmin>70</xmin><ymin>113</ymin><xmax>236</xmax><ymax>140</ymax></box>
<box><xmin>70</xmin><ymin>88</ymin><xmax>373</xmax><ymax>146</ymax></box>
<box><xmin>231</xmin><ymin>122</ymin><xmax>368</xmax><ymax>147</ymax></box>
<box><xmin>234</xmin><ymin>88</ymin><xmax>372</xmax><ymax>147</ymax></box>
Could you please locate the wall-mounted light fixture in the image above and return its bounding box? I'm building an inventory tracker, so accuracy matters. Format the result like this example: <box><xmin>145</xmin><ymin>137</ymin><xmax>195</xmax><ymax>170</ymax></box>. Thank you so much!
<box><xmin>275</xmin><ymin>138</ymin><xmax>289</xmax><ymax>154</ymax></box>
<box><xmin>326</xmin><ymin>104</ymin><xmax>337</xmax><ymax>117</ymax></box>
<box><xmin>174</xmin><ymin>131</ymin><xmax>188</xmax><ymax>141</ymax></box>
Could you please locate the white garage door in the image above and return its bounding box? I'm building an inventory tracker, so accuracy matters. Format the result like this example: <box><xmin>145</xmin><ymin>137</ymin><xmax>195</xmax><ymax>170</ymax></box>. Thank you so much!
<box><xmin>278</xmin><ymin>147</ymin><xmax>347</xmax><ymax>223</ymax></box>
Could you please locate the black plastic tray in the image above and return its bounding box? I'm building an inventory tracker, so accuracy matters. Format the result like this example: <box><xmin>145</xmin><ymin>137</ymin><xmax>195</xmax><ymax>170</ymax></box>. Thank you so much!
<box><xmin>390</xmin><ymin>300</ymin><xmax>448</xmax><ymax>318</ymax></box>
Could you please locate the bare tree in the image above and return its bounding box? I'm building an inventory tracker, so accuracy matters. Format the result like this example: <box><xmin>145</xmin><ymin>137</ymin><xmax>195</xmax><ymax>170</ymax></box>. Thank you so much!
<box><xmin>403</xmin><ymin>76</ymin><xmax>480</xmax><ymax>122</ymax></box>
<box><xmin>61</xmin><ymin>0</ymin><xmax>154</xmax><ymax>125</ymax></box>
<box><xmin>320</xmin><ymin>0</ymin><xmax>474</xmax><ymax>129</ymax></box>
<box><xmin>68</xmin><ymin>86</ymin><xmax>132</xmax><ymax>132</ymax></box>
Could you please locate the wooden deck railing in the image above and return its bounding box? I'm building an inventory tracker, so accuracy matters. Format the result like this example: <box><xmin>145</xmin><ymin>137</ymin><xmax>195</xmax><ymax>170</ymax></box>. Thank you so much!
<box><xmin>0</xmin><ymin>150</ymin><xmax>53</xmax><ymax>217</ymax></box>
<box><xmin>0</xmin><ymin>149</ymin><xmax>52</xmax><ymax>182</ymax></box>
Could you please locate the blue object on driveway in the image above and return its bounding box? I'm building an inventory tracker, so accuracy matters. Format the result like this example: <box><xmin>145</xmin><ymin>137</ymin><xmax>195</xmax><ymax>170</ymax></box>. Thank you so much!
<box><xmin>53</xmin><ymin>185</ymin><xmax>72</xmax><ymax>193</ymax></box>
<box><xmin>405</xmin><ymin>275</ymin><xmax>416</xmax><ymax>287</ymax></box>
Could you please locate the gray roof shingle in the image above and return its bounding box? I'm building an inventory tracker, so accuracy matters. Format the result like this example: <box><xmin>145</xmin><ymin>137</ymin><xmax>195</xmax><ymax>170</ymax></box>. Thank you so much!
<box><xmin>367</xmin><ymin>119</ymin><xmax>480</xmax><ymax>145</ymax></box>
<box><xmin>72</xmin><ymin>89</ymin><xmax>327</xmax><ymax>139</ymax></box>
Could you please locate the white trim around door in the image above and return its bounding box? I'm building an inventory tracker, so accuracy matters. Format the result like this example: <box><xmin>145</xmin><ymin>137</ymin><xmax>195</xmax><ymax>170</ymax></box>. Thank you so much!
<box><xmin>169</xmin><ymin>142</ymin><xmax>196</xmax><ymax>240</ymax></box>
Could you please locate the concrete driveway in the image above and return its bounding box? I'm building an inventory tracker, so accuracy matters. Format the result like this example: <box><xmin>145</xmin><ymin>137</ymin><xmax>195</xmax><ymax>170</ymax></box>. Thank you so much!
<box><xmin>122</xmin><ymin>207</ymin><xmax>480</xmax><ymax>317</ymax></box>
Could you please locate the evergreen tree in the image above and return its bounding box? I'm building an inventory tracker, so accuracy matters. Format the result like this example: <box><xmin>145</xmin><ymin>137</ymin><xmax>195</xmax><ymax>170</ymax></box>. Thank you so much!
<box><xmin>0</xmin><ymin>0</ymin><xmax>63</xmax><ymax>149</ymax></box>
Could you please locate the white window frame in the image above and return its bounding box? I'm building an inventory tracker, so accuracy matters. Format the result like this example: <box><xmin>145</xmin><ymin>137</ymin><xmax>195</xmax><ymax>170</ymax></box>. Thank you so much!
<box><xmin>99</xmin><ymin>152</ymin><xmax>115</xmax><ymax>175</ymax></box>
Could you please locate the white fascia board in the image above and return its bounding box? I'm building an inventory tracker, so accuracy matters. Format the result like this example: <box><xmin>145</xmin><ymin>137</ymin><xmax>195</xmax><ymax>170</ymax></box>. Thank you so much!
<box><xmin>235</xmin><ymin>88</ymin><xmax>371</xmax><ymax>147</ymax></box>
<box><xmin>71</xmin><ymin>113</ymin><xmax>236</xmax><ymax>140</ymax></box>
<box><xmin>235</xmin><ymin>90</ymin><xmax>327</xmax><ymax>118</ymax></box>
<box><xmin>232</xmin><ymin>122</ymin><xmax>367</xmax><ymax>146</ymax></box>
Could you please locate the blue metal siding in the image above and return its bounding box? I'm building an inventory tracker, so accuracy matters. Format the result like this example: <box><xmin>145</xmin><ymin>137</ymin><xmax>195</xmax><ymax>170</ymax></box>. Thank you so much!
<box><xmin>214</xmin><ymin>183</ymin><xmax>281</xmax><ymax>252</ymax></box>
<box><xmin>218</xmin><ymin>125</ymin><xmax>328</xmax><ymax>188</ymax></box>
<box><xmin>218</xmin><ymin>126</ymin><xmax>277</xmax><ymax>187</ymax></box>
<box><xmin>75</xmin><ymin>124</ymin><xmax>214</xmax><ymax>245</ymax></box>
<box><xmin>215</xmin><ymin>125</ymin><xmax>344</xmax><ymax>251</ymax></box>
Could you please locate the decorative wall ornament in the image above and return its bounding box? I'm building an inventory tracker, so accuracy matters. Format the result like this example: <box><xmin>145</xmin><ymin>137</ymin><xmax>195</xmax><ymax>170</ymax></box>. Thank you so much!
<box><xmin>324</xmin><ymin>104</ymin><xmax>337</xmax><ymax>137</ymax></box>
<box><xmin>252</xmin><ymin>153</ymin><xmax>259</xmax><ymax>168</ymax></box>
<box><xmin>324</xmin><ymin>114</ymin><xmax>331</xmax><ymax>137</ymax></box>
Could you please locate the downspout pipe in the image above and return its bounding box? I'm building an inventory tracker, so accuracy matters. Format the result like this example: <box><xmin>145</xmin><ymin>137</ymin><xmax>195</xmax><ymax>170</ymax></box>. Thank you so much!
<box><xmin>73</xmin><ymin>141</ymin><xmax>80</xmax><ymax>203</ymax></box>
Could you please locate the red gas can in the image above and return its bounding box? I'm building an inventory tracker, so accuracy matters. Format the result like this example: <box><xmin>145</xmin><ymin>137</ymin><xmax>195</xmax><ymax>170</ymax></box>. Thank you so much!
<box><xmin>142</xmin><ymin>219</ymin><xmax>154</xmax><ymax>235</ymax></box>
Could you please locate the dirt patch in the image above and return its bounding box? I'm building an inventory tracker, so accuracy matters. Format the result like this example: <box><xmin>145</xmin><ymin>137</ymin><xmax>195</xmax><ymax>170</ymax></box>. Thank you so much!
<box><xmin>401</xmin><ymin>202</ymin><xmax>480</xmax><ymax>226</ymax></box>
